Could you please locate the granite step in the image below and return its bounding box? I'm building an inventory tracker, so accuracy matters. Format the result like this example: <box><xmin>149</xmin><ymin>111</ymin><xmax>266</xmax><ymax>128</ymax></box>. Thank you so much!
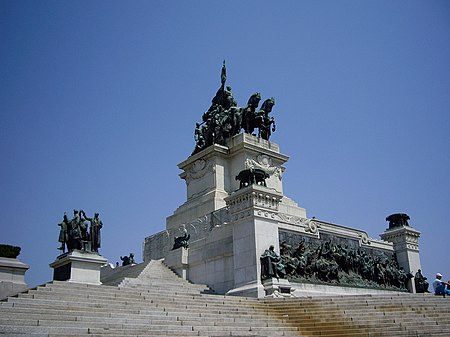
<box><xmin>2</xmin><ymin>259</ymin><xmax>450</xmax><ymax>337</ymax></box>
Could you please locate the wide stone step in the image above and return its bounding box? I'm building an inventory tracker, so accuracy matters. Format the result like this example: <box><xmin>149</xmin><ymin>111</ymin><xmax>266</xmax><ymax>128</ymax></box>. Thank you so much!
<box><xmin>0</xmin><ymin>314</ymin><xmax>290</xmax><ymax>330</ymax></box>
<box><xmin>2</xmin><ymin>304</ymin><xmax>278</xmax><ymax>324</ymax></box>
<box><xmin>0</xmin><ymin>325</ymin><xmax>89</xmax><ymax>335</ymax></box>
<box><xmin>3</xmin><ymin>274</ymin><xmax>450</xmax><ymax>337</ymax></box>
<box><xmin>33</xmin><ymin>286</ymin><xmax>239</xmax><ymax>305</ymax></box>
<box><xmin>0</xmin><ymin>307</ymin><xmax>282</xmax><ymax>327</ymax></box>
<box><xmin>16</xmin><ymin>292</ymin><xmax>255</xmax><ymax>312</ymax></box>
<box><xmin>0</xmin><ymin>309</ymin><xmax>276</xmax><ymax>324</ymax></box>
<box><xmin>0</xmin><ymin>324</ymin><xmax>215</xmax><ymax>336</ymax></box>
<box><xmin>8</xmin><ymin>295</ymin><xmax>245</xmax><ymax>310</ymax></box>
<box><xmin>0</xmin><ymin>313</ymin><xmax>182</xmax><ymax>326</ymax></box>
<box><xmin>19</xmin><ymin>291</ymin><xmax>261</xmax><ymax>310</ymax></box>
<box><xmin>0</xmin><ymin>319</ymin><xmax>191</xmax><ymax>331</ymax></box>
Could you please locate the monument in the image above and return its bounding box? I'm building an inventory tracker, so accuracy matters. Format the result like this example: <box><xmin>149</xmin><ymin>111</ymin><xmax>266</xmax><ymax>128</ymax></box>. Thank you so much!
<box><xmin>143</xmin><ymin>63</ymin><xmax>423</xmax><ymax>297</ymax></box>
<box><xmin>50</xmin><ymin>210</ymin><xmax>107</xmax><ymax>285</ymax></box>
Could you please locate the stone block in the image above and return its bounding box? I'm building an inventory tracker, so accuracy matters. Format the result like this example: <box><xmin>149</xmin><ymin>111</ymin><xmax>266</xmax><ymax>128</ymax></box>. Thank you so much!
<box><xmin>262</xmin><ymin>277</ymin><xmax>293</xmax><ymax>297</ymax></box>
<box><xmin>0</xmin><ymin>257</ymin><xmax>29</xmax><ymax>300</ymax></box>
<box><xmin>49</xmin><ymin>250</ymin><xmax>107</xmax><ymax>285</ymax></box>
<box><xmin>164</xmin><ymin>247</ymin><xmax>189</xmax><ymax>280</ymax></box>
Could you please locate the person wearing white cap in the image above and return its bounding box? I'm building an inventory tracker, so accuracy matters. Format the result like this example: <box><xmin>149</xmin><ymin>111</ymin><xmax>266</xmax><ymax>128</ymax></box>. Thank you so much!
<box><xmin>432</xmin><ymin>273</ymin><xmax>450</xmax><ymax>296</ymax></box>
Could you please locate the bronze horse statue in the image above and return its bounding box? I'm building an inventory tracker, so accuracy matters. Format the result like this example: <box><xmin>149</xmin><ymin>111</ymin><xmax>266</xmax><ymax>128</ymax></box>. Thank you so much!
<box><xmin>242</xmin><ymin>95</ymin><xmax>276</xmax><ymax>140</ymax></box>
<box><xmin>258</xmin><ymin>97</ymin><xmax>276</xmax><ymax>140</ymax></box>
<box><xmin>242</xmin><ymin>92</ymin><xmax>262</xmax><ymax>134</ymax></box>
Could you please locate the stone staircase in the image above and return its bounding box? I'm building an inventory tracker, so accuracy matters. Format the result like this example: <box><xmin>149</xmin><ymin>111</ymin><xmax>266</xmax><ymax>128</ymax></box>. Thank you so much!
<box><xmin>264</xmin><ymin>293</ymin><xmax>450</xmax><ymax>336</ymax></box>
<box><xmin>0</xmin><ymin>259</ymin><xmax>449</xmax><ymax>336</ymax></box>
<box><xmin>100</xmin><ymin>261</ymin><xmax>151</xmax><ymax>287</ymax></box>
<box><xmin>115</xmin><ymin>260</ymin><xmax>214</xmax><ymax>294</ymax></box>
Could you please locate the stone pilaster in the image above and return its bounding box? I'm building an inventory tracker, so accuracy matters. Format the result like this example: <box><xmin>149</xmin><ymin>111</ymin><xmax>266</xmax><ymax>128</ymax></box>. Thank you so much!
<box><xmin>225</xmin><ymin>184</ymin><xmax>283</xmax><ymax>298</ymax></box>
<box><xmin>380</xmin><ymin>226</ymin><xmax>422</xmax><ymax>293</ymax></box>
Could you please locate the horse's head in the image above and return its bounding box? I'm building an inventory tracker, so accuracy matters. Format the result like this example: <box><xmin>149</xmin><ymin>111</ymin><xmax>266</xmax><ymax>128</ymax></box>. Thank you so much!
<box><xmin>247</xmin><ymin>92</ymin><xmax>261</xmax><ymax>108</ymax></box>
<box><xmin>261</xmin><ymin>97</ymin><xmax>275</xmax><ymax>113</ymax></box>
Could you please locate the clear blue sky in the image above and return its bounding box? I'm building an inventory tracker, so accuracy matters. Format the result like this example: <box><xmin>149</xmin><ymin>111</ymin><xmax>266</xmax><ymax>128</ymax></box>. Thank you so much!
<box><xmin>1</xmin><ymin>1</ymin><xmax>449</xmax><ymax>288</ymax></box>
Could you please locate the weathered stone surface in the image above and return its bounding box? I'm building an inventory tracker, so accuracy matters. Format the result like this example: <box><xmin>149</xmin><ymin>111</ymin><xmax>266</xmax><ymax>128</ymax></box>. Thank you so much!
<box><xmin>0</xmin><ymin>256</ymin><xmax>29</xmax><ymax>300</ymax></box>
<box><xmin>1</xmin><ymin>263</ymin><xmax>450</xmax><ymax>337</ymax></box>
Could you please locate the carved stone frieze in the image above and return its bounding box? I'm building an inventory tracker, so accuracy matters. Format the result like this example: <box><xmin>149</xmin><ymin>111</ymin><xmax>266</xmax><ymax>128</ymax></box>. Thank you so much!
<box><xmin>256</xmin><ymin>209</ymin><xmax>277</xmax><ymax>219</ymax></box>
<box><xmin>227</xmin><ymin>191</ymin><xmax>281</xmax><ymax>214</ymax></box>
<box><xmin>278</xmin><ymin>213</ymin><xmax>305</xmax><ymax>225</ymax></box>
<box><xmin>277</xmin><ymin>230</ymin><xmax>410</xmax><ymax>291</ymax></box>
<box><xmin>257</xmin><ymin>154</ymin><xmax>272</xmax><ymax>166</ymax></box>
<box><xmin>359</xmin><ymin>232</ymin><xmax>371</xmax><ymax>245</ymax></box>
<box><xmin>278</xmin><ymin>214</ymin><xmax>319</xmax><ymax>235</ymax></box>
<box><xmin>245</xmin><ymin>157</ymin><xmax>283</xmax><ymax>180</ymax></box>
<box><xmin>380</xmin><ymin>227</ymin><xmax>421</xmax><ymax>252</ymax></box>
<box><xmin>184</xmin><ymin>159</ymin><xmax>214</xmax><ymax>185</ymax></box>
<box><xmin>304</xmin><ymin>218</ymin><xmax>318</xmax><ymax>234</ymax></box>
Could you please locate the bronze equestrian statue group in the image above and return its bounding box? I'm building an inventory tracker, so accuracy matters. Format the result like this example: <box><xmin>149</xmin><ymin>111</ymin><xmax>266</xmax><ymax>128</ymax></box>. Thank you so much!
<box><xmin>192</xmin><ymin>61</ymin><xmax>277</xmax><ymax>155</ymax></box>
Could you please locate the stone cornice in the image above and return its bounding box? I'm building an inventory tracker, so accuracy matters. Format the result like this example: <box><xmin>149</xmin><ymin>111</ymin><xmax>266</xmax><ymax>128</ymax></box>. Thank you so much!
<box><xmin>276</xmin><ymin>215</ymin><xmax>393</xmax><ymax>249</ymax></box>
<box><xmin>178</xmin><ymin>133</ymin><xmax>289</xmax><ymax>174</ymax></box>
<box><xmin>178</xmin><ymin>143</ymin><xmax>229</xmax><ymax>171</ymax></box>
<box><xmin>0</xmin><ymin>257</ymin><xmax>29</xmax><ymax>270</ymax></box>
<box><xmin>225</xmin><ymin>185</ymin><xmax>282</xmax><ymax>221</ymax></box>
<box><xmin>227</xmin><ymin>133</ymin><xmax>289</xmax><ymax>164</ymax></box>
<box><xmin>380</xmin><ymin>226</ymin><xmax>421</xmax><ymax>251</ymax></box>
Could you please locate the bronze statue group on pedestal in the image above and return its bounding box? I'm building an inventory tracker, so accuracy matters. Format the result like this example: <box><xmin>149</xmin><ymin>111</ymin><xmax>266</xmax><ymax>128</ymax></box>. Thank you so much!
<box><xmin>57</xmin><ymin>209</ymin><xmax>103</xmax><ymax>254</ymax></box>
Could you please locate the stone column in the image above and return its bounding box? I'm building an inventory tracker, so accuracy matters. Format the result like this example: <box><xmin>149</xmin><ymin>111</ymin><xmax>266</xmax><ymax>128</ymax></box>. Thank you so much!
<box><xmin>225</xmin><ymin>184</ymin><xmax>282</xmax><ymax>298</ymax></box>
<box><xmin>380</xmin><ymin>226</ymin><xmax>422</xmax><ymax>293</ymax></box>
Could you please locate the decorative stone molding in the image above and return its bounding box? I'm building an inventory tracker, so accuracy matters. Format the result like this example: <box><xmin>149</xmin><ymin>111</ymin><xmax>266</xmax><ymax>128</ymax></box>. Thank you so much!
<box><xmin>256</xmin><ymin>209</ymin><xmax>277</xmax><ymax>219</ymax></box>
<box><xmin>304</xmin><ymin>218</ymin><xmax>319</xmax><ymax>235</ymax></box>
<box><xmin>245</xmin><ymin>157</ymin><xmax>283</xmax><ymax>180</ymax></box>
<box><xmin>277</xmin><ymin>215</ymin><xmax>320</xmax><ymax>236</ymax></box>
<box><xmin>183</xmin><ymin>159</ymin><xmax>214</xmax><ymax>185</ymax></box>
<box><xmin>225</xmin><ymin>185</ymin><xmax>283</xmax><ymax>222</ymax></box>
<box><xmin>380</xmin><ymin>226</ymin><xmax>421</xmax><ymax>251</ymax></box>
<box><xmin>359</xmin><ymin>232</ymin><xmax>371</xmax><ymax>245</ymax></box>
<box><xmin>227</xmin><ymin>190</ymin><xmax>281</xmax><ymax>214</ymax></box>
<box><xmin>278</xmin><ymin>213</ymin><xmax>304</xmax><ymax>225</ymax></box>
<box><xmin>257</xmin><ymin>154</ymin><xmax>272</xmax><ymax>166</ymax></box>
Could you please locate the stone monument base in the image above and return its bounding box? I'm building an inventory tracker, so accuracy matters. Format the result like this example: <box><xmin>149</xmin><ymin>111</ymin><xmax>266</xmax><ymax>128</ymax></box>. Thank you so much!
<box><xmin>290</xmin><ymin>282</ymin><xmax>407</xmax><ymax>297</ymax></box>
<box><xmin>262</xmin><ymin>278</ymin><xmax>294</xmax><ymax>297</ymax></box>
<box><xmin>0</xmin><ymin>257</ymin><xmax>29</xmax><ymax>300</ymax></box>
<box><xmin>49</xmin><ymin>250</ymin><xmax>107</xmax><ymax>285</ymax></box>
<box><xmin>225</xmin><ymin>280</ymin><xmax>265</xmax><ymax>298</ymax></box>
<box><xmin>164</xmin><ymin>247</ymin><xmax>189</xmax><ymax>280</ymax></box>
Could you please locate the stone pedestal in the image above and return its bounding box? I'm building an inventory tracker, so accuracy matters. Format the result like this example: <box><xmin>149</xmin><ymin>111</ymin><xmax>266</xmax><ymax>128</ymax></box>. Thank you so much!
<box><xmin>167</xmin><ymin>133</ymin><xmax>290</xmax><ymax>232</ymax></box>
<box><xmin>49</xmin><ymin>250</ymin><xmax>107</xmax><ymax>285</ymax></box>
<box><xmin>164</xmin><ymin>247</ymin><xmax>189</xmax><ymax>280</ymax></box>
<box><xmin>225</xmin><ymin>184</ymin><xmax>283</xmax><ymax>298</ymax></box>
<box><xmin>380</xmin><ymin>225</ymin><xmax>422</xmax><ymax>293</ymax></box>
<box><xmin>0</xmin><ymin>257</ymin><xmax>29</xmax><ymax>300</ymax></box>
<box><xmin>262</xmin><ymin>277</ymin><xmax>293</xmax><ymax>297</ymax></box>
